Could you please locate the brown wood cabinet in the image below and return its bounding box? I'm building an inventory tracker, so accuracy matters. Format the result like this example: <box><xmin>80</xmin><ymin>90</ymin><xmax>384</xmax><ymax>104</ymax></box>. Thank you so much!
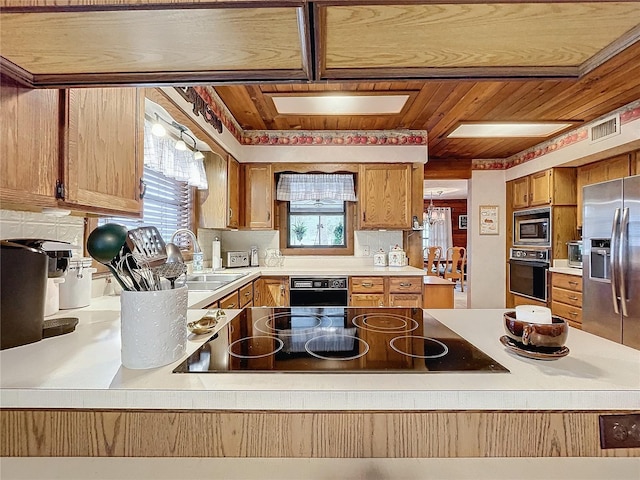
<box><xmin>551</xmin><ymin>272</ymin><xmax>583</xmax><ymax>329</ymax></box>
<box><xmin>227</xmin><ymin>155</ymin><xmax>240</xmax><ymax>229</ymax></box>
<box><xmin>254</xmin><ymin>276</ymin><xmax>288</xmax><ymax>306</ymax></box>
<box><xmin>0</xmin><ymin>79</ymin><xmax>143</xmax><ymax>216</ymax></box>
<box><xmin>238</xmin><ymin>281</ymin><xmax>254</xmax><ymax>308</ymax></box>
<box><xmin>242</xmin><ymin>163</ymin><xmax>273</xmax><ymax>229</ymax></box>
<box><xmin>576</xmin><ymin>154</ymin><xmax>631</xmax><ymax>228</ymax></box>
<box><xmin>509</xmin><ymin>168</ymin><xmax>576</xmax><ymax>210</ymax></box>
<box><xmin>358</xmin><ymin>164</ymin><xmax>411</xmax><ymax>229</ymax></box>
<box><xmin>64</xmin><ymin>87</ymin><xmax>144</xmax><ymax>215</ymax></box>
<box><xmin>349</xmin><ymin>276</ymin><xmax>422</xmax><ymax>307</ymax></box>
<box><xmin>219</xmin><ymin>290</ymin><xmax>240</xmax><ymax>310</ymax></box>
<box><xmin>0</xmin><ymin>79</ymin><xmax>61</xmax><ymax>209</ymax></box>
<box><xmin>199</xmin><ymin>151</ymin><xmax>227</xmax><ymax>228</ymax></box>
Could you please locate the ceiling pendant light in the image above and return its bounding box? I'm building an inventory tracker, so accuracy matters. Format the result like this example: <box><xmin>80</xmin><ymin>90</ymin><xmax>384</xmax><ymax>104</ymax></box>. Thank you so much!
<box><xmin>193</xmin><ymin>150</ymin><xmax>204</xmax><ymax>160</ymax></box>
<box><xmin>175</xmin><ymin>131</ymin><xmax>188</xmax><ymax>151</ymax></box>
<box><xmin>151</xmin><ymin>114</ymin><xmax>167</xmax><ymax>137</ymax></box>
<box><xmin>425</xmin><ymin>191</ymin><xmax>445</xmax><ymax>226</ymax></box>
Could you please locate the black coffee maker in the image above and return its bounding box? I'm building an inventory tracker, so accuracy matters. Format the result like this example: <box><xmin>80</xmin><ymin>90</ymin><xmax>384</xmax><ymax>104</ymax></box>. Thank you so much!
<box><xmin>1</xmin><ymin>239</ymin><xmax>74</xmax><ymax>350</ymax></box>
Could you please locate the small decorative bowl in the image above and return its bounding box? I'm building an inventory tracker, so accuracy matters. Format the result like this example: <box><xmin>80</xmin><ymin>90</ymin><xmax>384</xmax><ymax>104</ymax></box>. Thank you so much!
<box><xmin>503</xmin><ymin>311</ymin><xmax>568</xmax><ymax>350</ymax></box>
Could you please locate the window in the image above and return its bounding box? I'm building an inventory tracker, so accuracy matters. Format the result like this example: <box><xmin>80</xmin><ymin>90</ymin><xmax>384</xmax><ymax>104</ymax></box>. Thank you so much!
<box><xmin>287</xmin><ymin>199</ymin><xmax>346</xmax><ymax>248</ymax></box>
<box><xmin>99</xmin><ymin>167</ymin><xmax>192</xmax><ymax>247</ymax></box>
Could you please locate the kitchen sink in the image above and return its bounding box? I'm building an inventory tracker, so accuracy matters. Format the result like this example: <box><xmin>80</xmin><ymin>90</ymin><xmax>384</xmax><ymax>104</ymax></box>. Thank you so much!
<box><xmin>184</xmin><ymin>272</ymin><xmax>249</xmax><ymax>291</ymax></box>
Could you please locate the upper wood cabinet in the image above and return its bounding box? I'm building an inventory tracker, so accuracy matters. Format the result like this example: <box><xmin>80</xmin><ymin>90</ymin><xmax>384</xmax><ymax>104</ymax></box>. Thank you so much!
<box><xmin>64</xmin><ymin>87</ymin><xmax>144</xmax><ymax>216</ymax></box>
<box><xmin>0</xmin><ymin>80</ymin><xmax>144</xmax><ymax>216</ymax></box>
<box><xmin>199</xmin><ymin>151</ymin><xmax>227</xmax><ymax>229</ymax></box>
<box><xmin>358</xmin><ymin>164</ymin><xmax>411</xmax><ymax>229</ymax></box>
<box><xmin>576</xmin><ymin>154</ymin><xmax>630</xmax><ymax>228</ymax></box>
<box><xmin>227</xmin><ymin>155</ymin><xmax>240</xmax><ymax>229</ymax></box>
<box><xmin>0</xmin><ymin>79</ymin><xmax>61</xmax><ymax>208</ymax></box>
<box><xmin>242</xmin><ymin>163</ymin><xmax>273</xmax><ymax>230</ymax></box>
<box><xmin>509</xmin><ymin>168</ymin><xmax>576</xmax><ymax>210</ymax></box>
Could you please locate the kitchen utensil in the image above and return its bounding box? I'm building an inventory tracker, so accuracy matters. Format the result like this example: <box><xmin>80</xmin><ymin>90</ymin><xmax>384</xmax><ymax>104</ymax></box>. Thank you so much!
<box><xmin>163</xmin><ymin>242</ymin><xmax>186</xmax><ymax>289</ymax></box>
<box><xmin>86</xmin><ymin>223</ymin><xmax>133</xmax><ymax>291</ymax></box>
<box><xmin>126</xmin><ymin>226</ymin><xmax>167</xmax><ymax>267</ymax></box>
<box><xmin>152</xmin><ymin>262</ymin><xmax>187</xmax><ymax>290</ymax></box>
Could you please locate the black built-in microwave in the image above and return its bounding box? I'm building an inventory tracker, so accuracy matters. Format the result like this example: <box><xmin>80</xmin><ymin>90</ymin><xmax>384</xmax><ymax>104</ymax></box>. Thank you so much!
<box><xmin>513</xmin><ymin>207</ymin><xmax>551</xmax><ymax>246</ymax></box>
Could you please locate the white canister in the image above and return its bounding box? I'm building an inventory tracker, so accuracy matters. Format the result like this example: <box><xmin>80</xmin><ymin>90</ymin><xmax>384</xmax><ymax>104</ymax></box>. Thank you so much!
<box><xmin>388</xmin><ymin>245</ymin><xmax>407</xmax><ymax>267</ymax></box>
<box><xmin>59</xmin><ymin>257</ymin><xmax>96</xmax><ymax>309</ymax></box>
<box><xmin>373</xmin><ymin>249</ymin><xmax>387</xmax><ymax>266</ymax></box>
<box><xmin>120</xmin><ymin>285</ymin><xmax>188</xmax><ymax>369</ymax></box>
<box><xmin>44</xmin><ymin>277</ymin><xmax>65</xmax><ymax>317</ymax></box>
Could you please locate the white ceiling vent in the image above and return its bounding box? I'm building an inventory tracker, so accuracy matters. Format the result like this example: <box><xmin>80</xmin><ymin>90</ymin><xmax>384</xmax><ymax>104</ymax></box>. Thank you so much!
<box><xmin>589</xmin><ymin>114</ymin><xmax>620</xmax><ymax>143</ymax></box>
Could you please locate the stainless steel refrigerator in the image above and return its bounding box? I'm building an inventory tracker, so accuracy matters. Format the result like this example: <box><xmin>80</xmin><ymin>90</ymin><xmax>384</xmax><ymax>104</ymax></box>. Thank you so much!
<box><xmin>583</xmin><ymin>174</ymin><xmax>640</xmax><ymax>349</ymax></box>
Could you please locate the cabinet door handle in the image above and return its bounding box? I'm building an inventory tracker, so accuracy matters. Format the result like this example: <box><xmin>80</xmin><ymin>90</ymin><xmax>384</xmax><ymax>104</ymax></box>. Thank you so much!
<box><xmin>569</xmin><ymin>311</ymin><xmax>578</xmax><ymax>317</ymax></box>
<box><xmin>363</xmin><ymin>211</ymin><xmax>366</xmax><ymax>222</ymax></box>
<box><xmin>523</xmin><ymin>194</ymin><xmax>527</xmax><ymax>202</ymax></box>
<box><xmin>399</xmin><ymin>282</ymin><xmax>412</xmax><ymax>287</ymax></box>
<box><xmin>361</xmin><ymin>282</ymin><xmax>373</xmax><ymax>288</ymax></box>
<box><xmin>226</xmin><ymin>303</ymin><xmax>236</xmax><ymax>308</ymax></box>
<box><xmin>569</xmin><ymin>296</ymin><xmax>578</xmax><ymax>301</ymax></box>
<box><xmin>139</xmin><ymin>178</ymin><xmax>147</xmax><ymax>199</ymax></box>
<box><xmin>229</xmin><ymin>207</ymin><xmax>233</xmax><ymax>219</ymax></box>
<box><xmin>267</xmin><ymin>211</ymin><xmax>271</xmax><ymax>221</ymax></box>
<box><xmin>280</xmin><ymin>285</ymin><xmax>285</xmax><ymax>292</ymax></box>
<box><xmin>378</xmin><ymin>300</ymin><xmax>384</xmax><ymax>307</ymax></box>
<box><xmin>244</xmin><ymin>292</ymin><xmax>251</xmax><ymax>297</ymax></box>
<box><xmin>568</xmin><ymin>281</ymin><xmax>578</xmax><ymax>286</ymax></box>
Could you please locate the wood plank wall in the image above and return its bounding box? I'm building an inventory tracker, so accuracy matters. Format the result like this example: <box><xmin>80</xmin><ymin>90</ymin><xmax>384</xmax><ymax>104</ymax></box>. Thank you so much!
<box><xmin>425</xmin><ymin>198</ymin><xmax>468</xmax><ymax>249</ymax></box>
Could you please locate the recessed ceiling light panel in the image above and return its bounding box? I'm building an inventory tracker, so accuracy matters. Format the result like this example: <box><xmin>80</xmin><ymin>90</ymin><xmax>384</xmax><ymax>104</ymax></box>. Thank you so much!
<box><xmin>448</xmin><ymin>122</ymin><xmax>573</xmax><ymax>138</ymax></box>
<box><xmin>272</xmin><ymin>95</ymin><xmax>410</xmax><ymax>115</ymax></box>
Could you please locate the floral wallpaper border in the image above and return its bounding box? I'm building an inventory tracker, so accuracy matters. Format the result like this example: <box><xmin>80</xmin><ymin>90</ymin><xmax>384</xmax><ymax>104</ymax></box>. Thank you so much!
<box><xmin>241</xmin><ymin>130</ymin><xmax>427</xmax><ymax>146</ymax></box>
<box><xmin>473</xmin><ymin>99</ymin><xmax>640</xmax><ymax>171</ymax></box>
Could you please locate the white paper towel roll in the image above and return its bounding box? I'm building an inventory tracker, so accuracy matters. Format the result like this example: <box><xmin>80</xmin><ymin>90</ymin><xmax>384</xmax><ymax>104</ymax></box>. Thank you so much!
<box><xmin>515</xmin><ymin>305</ymin><xmax>552</xmax><ymax>323</ymax></box>
<box><xmin>212</xmin><ymin>239</ymin><xmax>221</xmax><ymax>263</ymax></box>
<box><xmin>120</xmin><ymin>286</ymin><xmax>188</xmax><ymax>369</ymax></box>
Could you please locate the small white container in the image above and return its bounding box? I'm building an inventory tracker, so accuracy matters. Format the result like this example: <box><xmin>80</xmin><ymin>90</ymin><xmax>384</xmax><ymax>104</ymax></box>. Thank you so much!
<box><xmin>388</xmin><ymin>245</ymin><xmax>407</xmax><ymax>267</ymax></box>
<box><xmin>120</xmin><ymin>285</ymin><xmax>188</xmax><ymax>369</ymax></box>
<box><xmin>373</xmin><ymin>249</ymin><xmax>387</xmax><ymax>266</ymax></box>
<box><xmin>59</xmin><ymin>257</ymin><xmax>96</xmax><ymax>309</ymax></box>
<box><xmin>44</xmin><ymin>278</ymin><xmax>65</xmax><ymax>316</ymax></box>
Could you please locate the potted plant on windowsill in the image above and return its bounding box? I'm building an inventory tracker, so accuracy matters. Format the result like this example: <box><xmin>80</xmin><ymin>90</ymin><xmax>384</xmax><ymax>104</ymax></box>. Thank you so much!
<box><xmin>292</xmin><ymin>222</ymin><xmax>307</xmax><ymax>245</ymax></box>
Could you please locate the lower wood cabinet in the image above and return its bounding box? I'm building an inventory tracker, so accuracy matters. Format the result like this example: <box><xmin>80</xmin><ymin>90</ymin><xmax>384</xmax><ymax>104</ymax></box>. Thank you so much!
<box><xmin>349</xmin><ymin>276</ymin><xmax>423</xmax><ymax>307</ymax></box>
<box><xmin>551</xmin><ymin>272</ymin><xmax>583</xmax><ymax>329</ymax></box>
<box><xmin>239</xmin><ymin>282</ymin><xmax>254</xmax><ymax>308</ymax></box>
<box><xmin>254</xmin><ymin>277</ymin><xmax>289</xmax><ymax>306</ymax></box>
<box><xmin>218</xmin><ymin>290</ymin><xmax>240</xmax><ymax>310</ymax></box>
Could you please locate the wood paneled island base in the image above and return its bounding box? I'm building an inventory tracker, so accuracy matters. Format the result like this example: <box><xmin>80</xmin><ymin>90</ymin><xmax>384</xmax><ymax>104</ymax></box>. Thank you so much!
<box><xmin>2</xmin><ymin>409</ymin><xmax>638</xmax><ymax>458</ymax></box>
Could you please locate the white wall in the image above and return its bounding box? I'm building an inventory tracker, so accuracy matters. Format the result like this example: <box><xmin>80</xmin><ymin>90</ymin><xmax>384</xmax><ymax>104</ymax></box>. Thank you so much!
<box><xmin>468</xmin><ymin>170</ymin><xmax>507</xmax><ymax>308</ymax></box>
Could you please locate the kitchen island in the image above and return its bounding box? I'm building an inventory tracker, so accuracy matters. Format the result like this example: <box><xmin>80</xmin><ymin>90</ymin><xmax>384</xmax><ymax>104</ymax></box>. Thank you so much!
<box><xmin>1</xmin><ymin>292</ymin><xmax>639</xmax><ymax>465</ymax></box>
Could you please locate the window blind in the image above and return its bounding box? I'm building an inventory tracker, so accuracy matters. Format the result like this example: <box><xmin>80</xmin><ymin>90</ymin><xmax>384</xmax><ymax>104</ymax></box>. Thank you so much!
<box><xmin>99</xmin><ymin>167</ymin><xmax>192</xmax><ymax>245</ymax></box>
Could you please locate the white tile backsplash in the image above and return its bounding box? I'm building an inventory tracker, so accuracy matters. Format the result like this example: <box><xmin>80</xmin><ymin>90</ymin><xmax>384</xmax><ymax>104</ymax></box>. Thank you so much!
<box><xmin>0</xmin><ymin>209</ymin><xmax>84</xmax><ymax>255</ymax></box>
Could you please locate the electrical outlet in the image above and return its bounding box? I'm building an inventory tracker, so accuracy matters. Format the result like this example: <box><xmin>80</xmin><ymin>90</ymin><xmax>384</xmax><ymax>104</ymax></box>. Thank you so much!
<box><xmin>363</xmin><ymin>245</ymin><xmax>370</xmax><ymax>256</ymax></box>
<box><xmin>599</xmin><ymin>414</ymin><xmax>640</xmax><ymax>449</ymax></box>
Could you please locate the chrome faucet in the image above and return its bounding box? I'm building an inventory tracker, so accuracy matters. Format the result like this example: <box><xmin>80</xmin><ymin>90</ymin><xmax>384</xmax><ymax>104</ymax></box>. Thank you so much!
<box><xmin>170</xmin><ymin>229</ymin><xmax>203</xmax><ymax>272</ymax></box>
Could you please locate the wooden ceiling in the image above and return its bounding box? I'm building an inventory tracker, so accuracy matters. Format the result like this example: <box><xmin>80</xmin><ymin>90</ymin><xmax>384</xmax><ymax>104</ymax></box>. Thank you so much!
<box><xmin>1</xmin><ymin>1</ymin><xmax>639</xmax><ymax>160</ymax></box>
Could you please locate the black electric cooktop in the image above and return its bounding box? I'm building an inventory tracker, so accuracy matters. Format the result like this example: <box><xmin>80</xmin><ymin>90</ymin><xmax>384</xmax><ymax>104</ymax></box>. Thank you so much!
<box><xmin>173</xmin><ymin>307</ymin><xmax>509</xmax><ymax>374</ymax></box>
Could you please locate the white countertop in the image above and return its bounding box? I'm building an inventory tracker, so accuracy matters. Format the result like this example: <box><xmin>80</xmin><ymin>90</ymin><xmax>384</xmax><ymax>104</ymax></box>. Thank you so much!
<box><xmin>549</xmin><ymin>266</ymin><xmax>583</xmax><ymax>276</ymax></box>
<box><xmin>1</xmin><ymin>294</ymin><xmax>639</xmax><ymax>411</ymax></box>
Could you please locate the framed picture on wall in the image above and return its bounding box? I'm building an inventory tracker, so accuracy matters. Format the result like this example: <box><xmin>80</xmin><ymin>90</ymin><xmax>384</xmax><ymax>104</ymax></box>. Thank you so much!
<box><xmin>458</xmin><ymin>215</ymin><xmax>468</xmax><ymax>230</ymax></box>
<box><xmin>479</xmin><ymin>205</ymin><xmax>499</xmax><ymax>235</ymax></box>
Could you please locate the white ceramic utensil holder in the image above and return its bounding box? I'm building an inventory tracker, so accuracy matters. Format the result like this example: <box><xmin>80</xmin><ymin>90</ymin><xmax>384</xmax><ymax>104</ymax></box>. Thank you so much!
<box><xmin>120</xmin><ymin>285</ymin><xmax>188</xmax><ymax>369</ymax></box>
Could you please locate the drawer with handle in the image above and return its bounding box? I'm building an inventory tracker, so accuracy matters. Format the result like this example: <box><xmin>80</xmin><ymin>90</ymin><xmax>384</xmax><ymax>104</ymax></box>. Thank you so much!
<box><xmin>350</xmin><ymin>276</ymin><xmax>384</xmax><ymax>294</ymax></box>
<box><xmin>551</xmin><ymin>273</ymin><xmax>582</xmax><ymax>292</ymax></box>
<box><xmin>551</xmin><ymin>300</ymin><xmax>583</xmax><ymax>325</ymax></box>
<box><xmin>551</xmin><ymin>287</ymin><xmax>582</xmax><ymax>307</ymax></box>
<box><xmin>239</xmin><ymin>282</ymin><xmax>253</xmax><ymax>307</ymax></box>
<box><xmin>388</xmin><ymin>276</ymin><xmax>422</xmax><ymax>294</ymax></box>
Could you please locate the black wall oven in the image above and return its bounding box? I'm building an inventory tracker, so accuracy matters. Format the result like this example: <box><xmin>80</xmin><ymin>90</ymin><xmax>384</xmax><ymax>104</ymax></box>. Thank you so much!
<box><xmin>508</xmin><ymin>248</ymin><xmax>550</xmax><ymax>302</ymax></box>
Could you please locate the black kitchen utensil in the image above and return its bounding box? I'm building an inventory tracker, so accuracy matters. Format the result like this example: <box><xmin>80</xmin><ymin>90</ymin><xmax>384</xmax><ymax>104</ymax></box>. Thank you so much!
<box><xmin>86</xmin><ymin>223</ymin><xmax>132</xmax><ymax>291</ymax></box>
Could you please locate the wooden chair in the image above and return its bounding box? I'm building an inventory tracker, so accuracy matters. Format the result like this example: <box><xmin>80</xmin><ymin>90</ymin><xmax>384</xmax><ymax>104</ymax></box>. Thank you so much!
<box><xmin>443</xmin><ymin>246</ymin><xmax>467</xmax><ymax>292</ymax></box>
<box><xmin>424</xmin><ymin>246</ymin><xmax>442</xmax><ymax>276</ymax></box>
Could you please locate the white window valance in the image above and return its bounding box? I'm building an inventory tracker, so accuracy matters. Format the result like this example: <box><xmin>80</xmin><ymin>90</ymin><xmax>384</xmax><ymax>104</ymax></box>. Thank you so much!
<box><xmin>143</xmin><ymin>120</ymin><xmax>208</xmax><ymax>190</ymax></box>
<box><xmin>276</xmin><ymin>174</ymin><xmax>357</xmax><ymax>201</ymax></box>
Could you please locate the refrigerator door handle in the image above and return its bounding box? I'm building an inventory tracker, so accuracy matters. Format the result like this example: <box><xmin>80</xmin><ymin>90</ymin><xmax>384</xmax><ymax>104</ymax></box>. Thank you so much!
<box><xmin>610</xmin><ymin>208</ymin><xmax>621</xmax><ymax>315</ymax></box>
<box><xmin>619</xmin><ymin>207</ymin><xmax>629</xmax><ymax>317</ymax></box>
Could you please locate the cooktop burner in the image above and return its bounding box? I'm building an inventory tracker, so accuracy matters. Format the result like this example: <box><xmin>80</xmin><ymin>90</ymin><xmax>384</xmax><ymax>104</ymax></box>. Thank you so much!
<box><xmin>173</xmin><ymin>307</ymin><xmax>509</xmax><ymax>374</ymax></box>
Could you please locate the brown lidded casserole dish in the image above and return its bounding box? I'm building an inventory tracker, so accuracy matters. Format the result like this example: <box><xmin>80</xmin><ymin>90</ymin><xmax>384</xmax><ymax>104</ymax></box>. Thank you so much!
<box><xmin>504</xmin><ymin>311</ymin><xmax>568</xmax><ymax>350</ymax></box>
